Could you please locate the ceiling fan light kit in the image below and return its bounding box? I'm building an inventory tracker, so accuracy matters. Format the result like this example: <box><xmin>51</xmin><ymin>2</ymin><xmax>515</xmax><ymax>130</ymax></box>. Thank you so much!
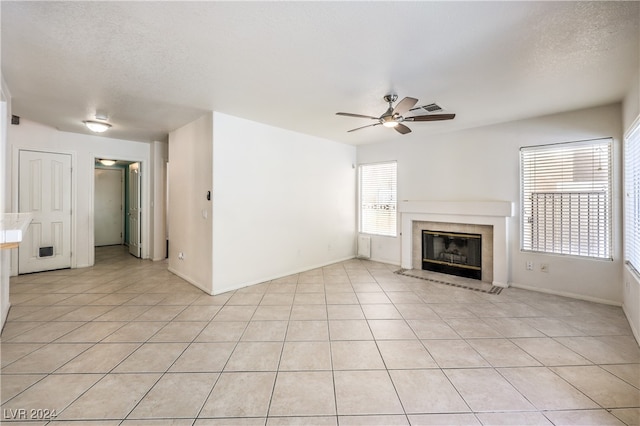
<box><xmin>336</xmin><ymin>94</ymin><xmax>455</xmax><ymax>135</ymax></box>
<box><xmin>382</xmin><ymin>118</ymin><xmax>399</xmax><ymax>128</ymax></box>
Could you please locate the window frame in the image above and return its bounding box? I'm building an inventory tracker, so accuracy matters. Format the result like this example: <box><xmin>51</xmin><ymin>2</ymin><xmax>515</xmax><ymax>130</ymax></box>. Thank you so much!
<box><xmin>625</xmin><ymin>118</ymin><xmax>640</xmax><ymax>275</ymax></box>
<box><xmin>520</xmin><ymin>138</ymin><xmax>613</xmax><ymax>260</ymax></box>
<box><xmin>358</xmin><ymin>161</ymin><xmax>398</xmax><ymax>238</ymax></box>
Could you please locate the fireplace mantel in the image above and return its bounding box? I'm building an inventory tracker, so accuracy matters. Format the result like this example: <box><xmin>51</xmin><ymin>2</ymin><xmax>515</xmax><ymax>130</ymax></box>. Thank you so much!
<box><xmin>399</xmin><ymin>200</ymin><xmax>514</xmax><ymax>288</ymax></box>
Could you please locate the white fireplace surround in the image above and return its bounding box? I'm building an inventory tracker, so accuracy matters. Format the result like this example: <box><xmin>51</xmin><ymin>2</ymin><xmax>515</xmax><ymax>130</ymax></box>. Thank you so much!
<box><xmin>400</xmin><ymin>201</ymin><xmax>514</xmax><ymax>288</ymax></box>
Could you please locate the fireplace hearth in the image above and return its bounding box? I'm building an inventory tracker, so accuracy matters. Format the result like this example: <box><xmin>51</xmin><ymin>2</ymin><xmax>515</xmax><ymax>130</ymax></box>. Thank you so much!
<box><xmin>422</xmin><ymin>230</ymin><xmax>482</xmax><ymax>280</ymax></box>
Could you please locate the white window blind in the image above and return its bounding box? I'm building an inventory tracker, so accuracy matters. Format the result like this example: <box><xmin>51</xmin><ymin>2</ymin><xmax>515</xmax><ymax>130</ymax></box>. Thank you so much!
<box><xmin>359</xmin><ymin>161</ymin><xmax>397</xmax><ymax>237</ymax></box>
<box><xmin>520</xmin><ymin>139</ymin><xmax>612</xmax><ymax>259</ymax></box>
<box><xmin>625</xmin><ymin>121</ymin><xmax>640</xmax><ymax>274</ymax></box>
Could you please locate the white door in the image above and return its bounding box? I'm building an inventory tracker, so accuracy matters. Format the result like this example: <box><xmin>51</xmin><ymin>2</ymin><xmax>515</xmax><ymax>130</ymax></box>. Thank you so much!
<box><xmin>128</xmin><ymin>162</ymin><xmax>141</xmax><ymax>258</ymax></box>
<box><xmin>95</xmin><ymin>168</ymin><xmax>124</xmax><ymax>246</ymax></box>
<box><xmin>19</xmin><ymin>150</ymin><xmax>72</xmax><ymax>273</ymax></box>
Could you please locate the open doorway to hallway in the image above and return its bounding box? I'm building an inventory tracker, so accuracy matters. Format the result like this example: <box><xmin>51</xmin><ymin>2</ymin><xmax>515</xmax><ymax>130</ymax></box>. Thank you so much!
<box><xmin>94</xmin><ymin>159</ymin><xmax>141</xmax><ymax>258</ymax></box>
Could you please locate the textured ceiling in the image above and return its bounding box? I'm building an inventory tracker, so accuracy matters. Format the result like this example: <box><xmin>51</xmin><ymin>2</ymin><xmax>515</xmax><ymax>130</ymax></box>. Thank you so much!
<box><xmin>2</xmin><ymin>1</ymin><xmax>638</xmax><ymax>145</ymax></box>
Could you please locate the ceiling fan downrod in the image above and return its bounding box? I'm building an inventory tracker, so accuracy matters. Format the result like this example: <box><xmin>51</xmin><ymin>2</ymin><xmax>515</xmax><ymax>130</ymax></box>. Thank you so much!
<box><xmin>381</xmin><ymin>94</ymin><xmax>400</xmax><ymax>127</ymax></box>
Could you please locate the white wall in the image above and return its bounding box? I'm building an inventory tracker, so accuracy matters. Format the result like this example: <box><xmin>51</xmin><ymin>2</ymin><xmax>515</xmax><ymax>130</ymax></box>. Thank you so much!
<box><xmin>168</xmin><ymin>113</ymin><xmax>214</xmax><ymax>294</ymax></box>
<box><xmin>8</xmin><ymin>119</ymin><xmax>152</xmax><ymax>270</ymax></box>
<box><xmin>624</xmin><ymin>72</ymin><xmax>639</xmax><ymax>132</ymax></box>
<box><xmin>358</xmin><ymin>103</ymin><xmax>624</xmax><ymax>305</ymax></box>
<box><xmin>212</xmin><ymin>112</ymin><xmax>356</xmax><ymax>294</ymax></box>
<box><xmin>151</xmin><ymin>141</ymin><xmax>168</xmax><ymax>261</ymax></box>
<box><xmin>1</xmin><ymin>75</ymin><xmax>11</xmax><ymax>331</ymax></box>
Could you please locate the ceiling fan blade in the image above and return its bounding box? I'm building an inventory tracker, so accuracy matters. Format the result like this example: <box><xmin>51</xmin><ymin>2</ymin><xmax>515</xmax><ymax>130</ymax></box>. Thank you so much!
<box><xmin>393</xmin><ymin>97</ymin><xmax>418</xmax><ymax>115</ymax></box>
<box><xmin>394</xmin><ymin>123</ymin><xmax>412</xmax><ymax>134</ymax></box>
<box><xmin>336</xmin><ymin>112</ymin><xmax>379</xmax><ymax>120</ymax></box>
<box><xmin>405</xmin><ymin>113</ymin><xmax>456</xmax><ymax>122</ymax></box>
<box><xmin>348</xmin><ymin>123</ymin><xmax>381</xmax><ymax>132</ymax></box>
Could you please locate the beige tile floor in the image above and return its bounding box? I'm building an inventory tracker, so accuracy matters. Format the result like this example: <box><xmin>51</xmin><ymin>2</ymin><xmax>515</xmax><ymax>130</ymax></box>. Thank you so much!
<box><xmin>1</xmin><ymin>246</ymin><xmax>639</xmax><ymax>425</ymax></box>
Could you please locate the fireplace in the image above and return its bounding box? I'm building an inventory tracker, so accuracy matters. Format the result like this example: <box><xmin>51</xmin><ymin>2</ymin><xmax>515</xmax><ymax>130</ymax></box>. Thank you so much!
<box><xmin>401</xmin><ymin>201</ymin><xmax>514</xmax><ymax>287</ymax></box>
<box><xmin>422</xmin><ymin>230</ymin><xmax>482</xmax><ymax>280</ymax></box>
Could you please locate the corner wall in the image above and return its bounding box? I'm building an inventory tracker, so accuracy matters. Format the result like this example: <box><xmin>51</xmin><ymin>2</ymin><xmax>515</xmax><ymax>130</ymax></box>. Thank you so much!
<box><xmin>1</xmin><ymin>75</ymin><xmax>11</xmax><ymax>331</ymax></box>
<box><xmin>151</xmin><ymin>141</ymin><xmax>168</xmax><ymax>261</ymax></box>
<box><xmin>167</xmin><ymin>113</ymin><xmax>213</xmax><ymax>294</ymax></box>
<box><xmin>211</xmin><ymin>112</ymin><xmax>356</xmax><ymax>294</ymax></box>
<box><xmin>357</xmin><ymin>103</ymin><xmax>624</xmax><ymax>305</ymax></box>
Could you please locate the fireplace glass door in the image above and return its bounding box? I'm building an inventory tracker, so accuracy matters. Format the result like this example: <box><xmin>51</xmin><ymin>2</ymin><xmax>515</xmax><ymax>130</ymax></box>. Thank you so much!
<box><xmin>422</xmin><ymin>230</ymin><xmax>482</xmax><ymax>280</ymax></box>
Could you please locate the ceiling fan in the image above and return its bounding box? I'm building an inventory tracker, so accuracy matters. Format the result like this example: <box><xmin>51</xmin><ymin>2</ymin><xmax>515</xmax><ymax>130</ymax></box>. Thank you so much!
<box><xmin>336</xmin><ymin>94</ymin><xmax>455</xmax><ymax>134</ymax></box>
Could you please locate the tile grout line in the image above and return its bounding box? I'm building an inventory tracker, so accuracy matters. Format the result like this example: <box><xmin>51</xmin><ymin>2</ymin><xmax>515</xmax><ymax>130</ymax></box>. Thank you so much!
<box><xmin>3</xmin><ymin>247</ymin><xmax>638</xmax><ymax>424</ymax></box>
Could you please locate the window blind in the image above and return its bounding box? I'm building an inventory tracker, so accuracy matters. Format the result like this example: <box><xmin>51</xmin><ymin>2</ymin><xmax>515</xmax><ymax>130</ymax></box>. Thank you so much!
<box><xmin>625</xmin><ymin>121</ymin><xmax>640</xmax><ymax>274</ymax></box>
<box><xmin>359</xmin><ymin>161</ymin><xmax>397</xmax><ymax>237</ymax></box>
<box><xmin>520</xmin><ymin>139</ymin><xmax>612</xmax><ymax>259</ymax></box>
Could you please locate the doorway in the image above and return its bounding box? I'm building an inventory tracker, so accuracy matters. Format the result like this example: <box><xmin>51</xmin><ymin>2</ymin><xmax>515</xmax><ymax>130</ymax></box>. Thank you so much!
<box><xmin>94</xmin><ymin>159</ymin><xmax>141</xmax><ymax>258</ymax></box>
<box><xmin>94</xmin><ymin>167</ymin><xmax>124</xmax><ymax>246</ymax></box>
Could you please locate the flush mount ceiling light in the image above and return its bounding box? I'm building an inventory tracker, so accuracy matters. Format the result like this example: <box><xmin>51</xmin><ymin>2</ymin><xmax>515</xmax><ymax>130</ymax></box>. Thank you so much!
<box><xmin>83</xmin><ymin>112</ymin><xmax>112</xmax><ymax>133</ymax></box>
<box><xmin>99</xmin><ymin>159</ymin><xmax>116</xmax><ymax>166</ymax></box>
<box><xmin>83</xmin><ymin>120</ymin><xmax>112</xmax><ymax>133</ymax></box>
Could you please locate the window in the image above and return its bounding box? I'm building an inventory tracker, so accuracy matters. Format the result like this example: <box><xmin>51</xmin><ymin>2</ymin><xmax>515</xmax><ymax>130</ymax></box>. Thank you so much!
<box><xmin>625</xmin><ymin>120</ymin><xmax>640</xmax><ymax>274</ymax></box>
<box><xmin>520</xmin><ymin>139</ymin><xmax>612</xmax><ymax>259</ymax></box>
<box><xmin>359</xmin><ymin>161</ymin><xmax>397</xmax><ymax>237</ymax></box>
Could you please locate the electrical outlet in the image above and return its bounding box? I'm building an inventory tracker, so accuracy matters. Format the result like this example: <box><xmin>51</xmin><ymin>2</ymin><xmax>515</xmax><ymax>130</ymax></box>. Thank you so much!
<box><xmin>178</xmin><ymin>252</ymin><xmax>184</xmax><ymax>260</ymax></box>
<box><xmin>540</xmin><ymin>263</ymin><xmax>549</xmax><ymax>273</ymax></box>
<box><xmin>526</xmin><ymin>261</ymin><xmax>534</xmax><ymax>271</ymax></box>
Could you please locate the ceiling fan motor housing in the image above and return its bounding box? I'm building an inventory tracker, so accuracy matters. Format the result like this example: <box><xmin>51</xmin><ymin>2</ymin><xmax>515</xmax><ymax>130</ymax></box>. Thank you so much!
<box><xmin>381</xmin><ymin>114</ymin><xmax>399</xmax><ymax>127</ymax></box>
<box><xmin>383</xmin><ymin>94</ymin><xmax>398</xmax><ymax>103</ymax></box>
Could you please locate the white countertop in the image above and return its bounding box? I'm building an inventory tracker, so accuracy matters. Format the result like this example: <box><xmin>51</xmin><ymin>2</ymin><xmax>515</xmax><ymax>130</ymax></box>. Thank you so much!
<box><xmin>1</xmin><ymin>213</ymin><xmax>33</xmax><ymax>246</ymax></box>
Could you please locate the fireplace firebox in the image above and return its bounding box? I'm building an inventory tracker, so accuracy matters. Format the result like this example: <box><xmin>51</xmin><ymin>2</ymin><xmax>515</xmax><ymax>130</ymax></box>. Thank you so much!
<box><xmin>422</xmin><ymin>230</ymin><xmax>482</xmax><ymax>280</ymax></box>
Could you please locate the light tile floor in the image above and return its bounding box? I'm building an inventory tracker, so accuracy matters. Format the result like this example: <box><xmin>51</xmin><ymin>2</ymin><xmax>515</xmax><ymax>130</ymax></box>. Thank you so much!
<box><xmin>1</xmin><ymin>246</ymin><xmax>639</xmax><ymax>425</ymax></box>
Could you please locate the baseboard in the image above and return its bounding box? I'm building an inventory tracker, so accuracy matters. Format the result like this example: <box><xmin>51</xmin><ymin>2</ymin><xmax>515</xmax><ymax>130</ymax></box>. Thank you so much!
<box><xmin>492</xmin><ymin>281</ymin><xmax>509</xmax><ymax>289</ymax></box>
<box><xmin>367</xmin><ymin>257</ymin><xmax>401</xmax><ymax>268</ymax></box>
<box><xmin>0</xmin><ymin>302</ymin><xmax>10</xmax><ymax>335</ymax></box>
<box><xmin>622</xmin><ymin>304</ymin><xmax>640</xmax><ymax>345</ymax></box>
<box><xmin>510</xmin><ymin>282</ymin><xmax>621</xmax><ymax>307</ymax></box>
<box><xmin>213</xmin><ymin>255</ymin><xmax>357</xmax><ymax>295</ymax></box>
<box><xmin>167</xmin><ymin>267</ymin><xmax>212</xmax><ymax>295</ymax></box>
